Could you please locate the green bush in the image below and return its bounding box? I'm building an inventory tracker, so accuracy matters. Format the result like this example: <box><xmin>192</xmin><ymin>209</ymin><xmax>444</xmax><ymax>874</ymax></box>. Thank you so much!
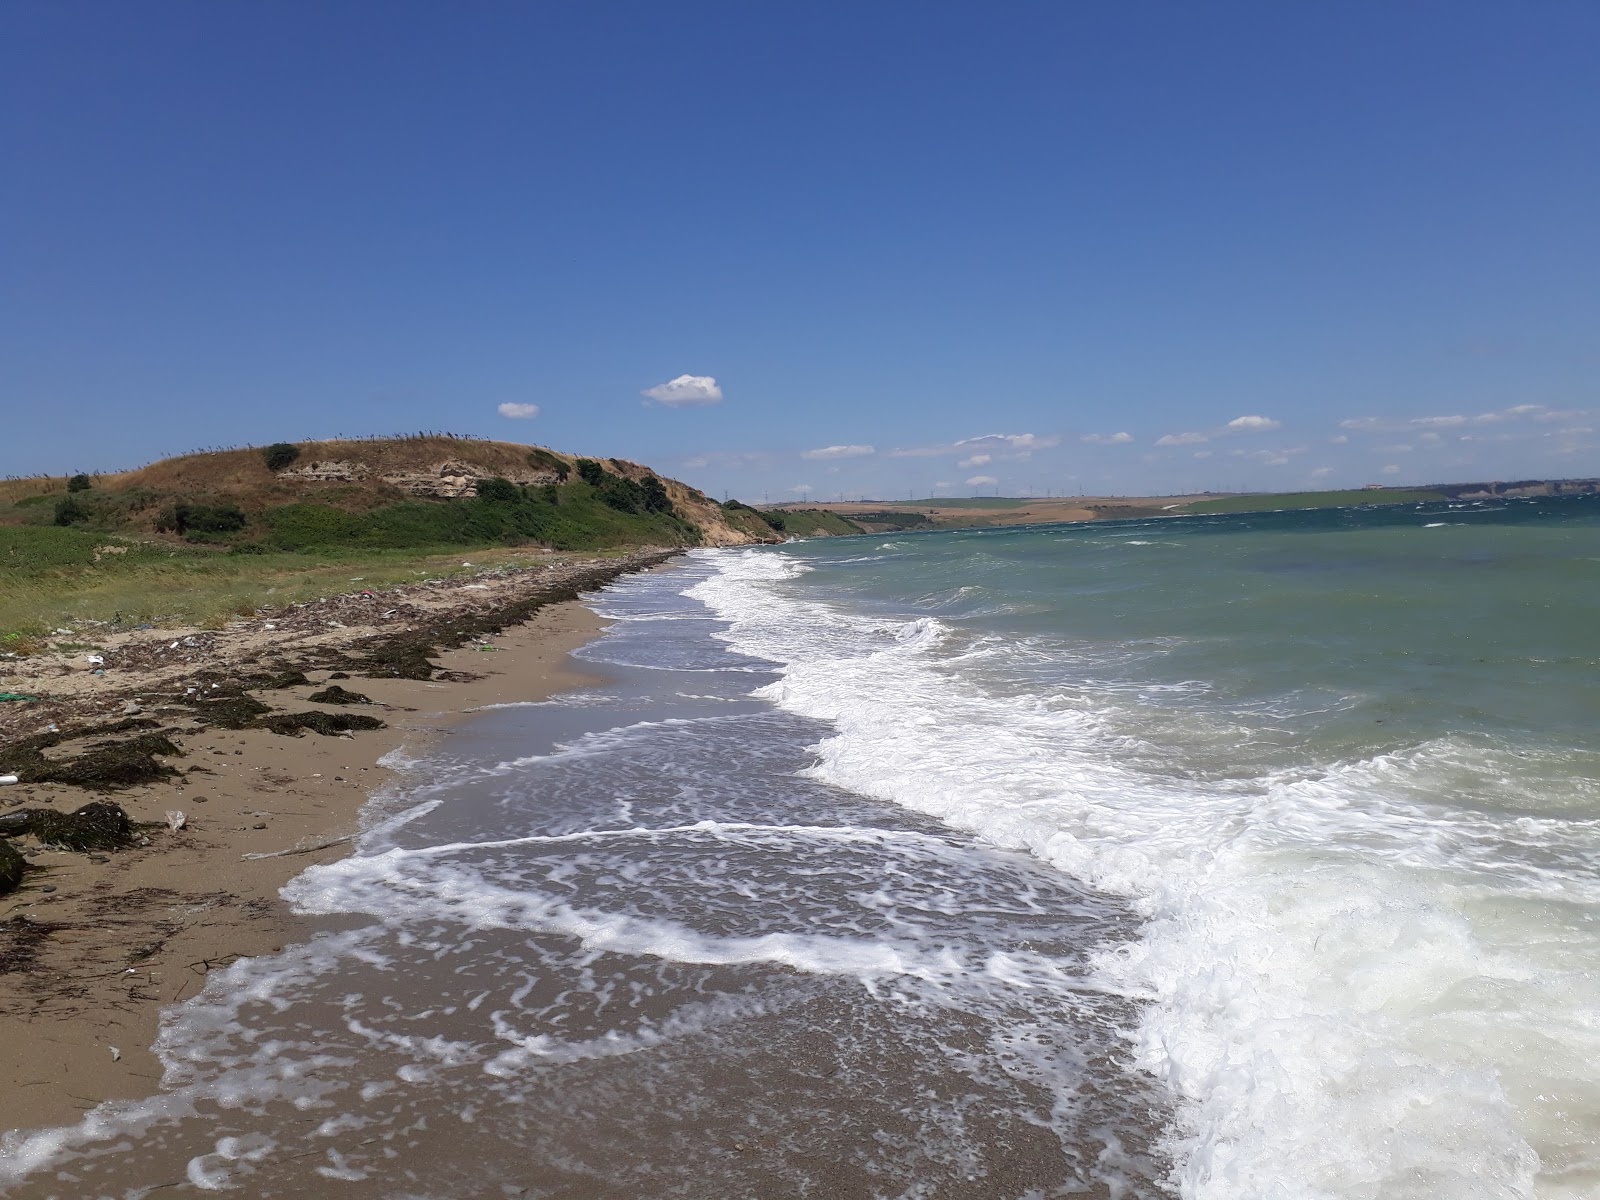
<box><xmin>475</xmin><ymin>477</ymin><xmax>520</xmax><ymax>504</ymax></box>
<box><xmin>575</xmin><ymin>458</ymin><xmax>605</xmax><ymax>486</ymax></box>
<box><xmin>527</xmin><ymin>448</ymin><xmax>570</xmax><ymax>481</ymax></box>
<box><xmin>53</xmin><ymin>496</ymin><xmax>88</xmax><ymax>526</ymax></box>
<box><xmin>262</xmin><ymin>443</ymin><xmax>301</xmax><ymax>471</ymax></box>
<box><xmin>258</xmin><ymin>482</ymin><xmax>698</xmax><ymax>554</ymax></box>
<box><xmin>66</xmin><ymin>474</ymin><xmax>92</xmax><ymax>493</ymax></box>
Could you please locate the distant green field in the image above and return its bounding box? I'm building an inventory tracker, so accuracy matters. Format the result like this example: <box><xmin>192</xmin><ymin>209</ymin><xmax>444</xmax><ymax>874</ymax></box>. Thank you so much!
<box><xmin>1180</xmin><ymin>488</ymin><xmax>1450</xmax><ymax>515</ymax></box>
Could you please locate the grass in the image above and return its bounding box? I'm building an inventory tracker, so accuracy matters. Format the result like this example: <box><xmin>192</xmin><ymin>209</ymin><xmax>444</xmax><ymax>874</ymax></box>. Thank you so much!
<box><xmin>0</xmin><ymin>526</ymin><xmax>624</xmax><ymax>648</ymax></box>
<box><xmin>772</xmin><ymin>509</ymin><xmax>865</xmax><ymax>536</ymax></box>
<box><xmin>1178</xmin><ymin>488</ymin><xmax>1451</xmax><ymax>515</ymax></box>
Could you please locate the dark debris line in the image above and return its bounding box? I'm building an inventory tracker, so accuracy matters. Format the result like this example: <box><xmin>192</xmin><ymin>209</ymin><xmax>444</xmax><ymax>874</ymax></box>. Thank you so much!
<box><xmin>0</xmin><ymin>549</ymin><xmax>685</xmax><ymax>895</ymax></box>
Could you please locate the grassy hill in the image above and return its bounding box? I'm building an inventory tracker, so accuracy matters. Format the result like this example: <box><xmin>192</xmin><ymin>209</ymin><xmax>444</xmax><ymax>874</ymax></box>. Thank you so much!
<box><xmin>1</xmin><ymin>436</ymin><xmax>763</xmax><ymax>554</ymax></box>
<box><xmin>0</xmin><ymin>436</ymin><xmax>778</xmax><ymax>646</ymax></box>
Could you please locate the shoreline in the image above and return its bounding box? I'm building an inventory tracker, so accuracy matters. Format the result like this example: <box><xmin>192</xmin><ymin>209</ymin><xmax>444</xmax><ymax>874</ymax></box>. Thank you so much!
<box><xmin>0</xmin><ymin>550</ymin><xmax>677</xmax><ymax>1136</ymax></box>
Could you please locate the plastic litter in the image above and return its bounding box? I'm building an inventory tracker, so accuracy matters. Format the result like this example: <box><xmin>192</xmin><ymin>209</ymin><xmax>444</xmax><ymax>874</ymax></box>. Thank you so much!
<box><xmin>0</xmin><ymin>693</ymin><xmax>39</xmax><ymax>703</ymax></box>
<box><xmin>85</xmin><ymin>654</ymin><xmax>105</xmax><ymax>666</ymax></box>
<box><xmin>0</xmin><ymin>776</ymin><xmax>18</xmax><ymax>786</ymax></box>
<box><xmin>165</xmin><ymin>811</ymin><xmax>186</xmax><ymax>831</ymax></box>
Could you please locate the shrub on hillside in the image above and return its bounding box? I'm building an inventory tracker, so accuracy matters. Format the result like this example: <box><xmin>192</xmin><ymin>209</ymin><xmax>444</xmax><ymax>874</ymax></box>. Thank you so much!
<box><xmin>158</xmin><ymin>502</ymin><xmax>247</xmax><ymax>539</ymax></box>
<box><xmin>66</xmin><ymin>474</ymin><xmax>92</xmax><ymax>493</ymax></box>
<box><xmin>475</xmin><ymin>477</ymin><xmax>521</xmax><ymax>504</ymax></box>
<box><xmin>575</xmin><ymin>458</ymin><xmax>605</xmax><ymax>486</ymax></box>
<box><xmin>262</xmin><ymin>443</ymin><xmax>301</xmax><ymax>471</ymax></box>
<box><xmin>527</xmin><ymin>448</ymin><xmax>570</xmax><ymax>481</ymax></box>
<box><xmin>53</xmin><ymin>496</ymin><xmax>88</xmax><ymax>526</ymax></box>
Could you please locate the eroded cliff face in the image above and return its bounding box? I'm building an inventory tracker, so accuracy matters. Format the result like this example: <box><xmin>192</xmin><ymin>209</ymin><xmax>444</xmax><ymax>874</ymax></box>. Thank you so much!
<box><xmin>277</xmin><ymin>459</ymin><xmax>563</xmax><ymax>497</ymax></box>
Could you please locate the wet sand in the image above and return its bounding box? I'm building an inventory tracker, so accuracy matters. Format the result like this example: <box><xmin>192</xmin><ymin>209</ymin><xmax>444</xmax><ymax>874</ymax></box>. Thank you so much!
<box><xmin>1</xmin><ymin>583</ymin><xmax>624</xmax><ymax>1135</ymax></box>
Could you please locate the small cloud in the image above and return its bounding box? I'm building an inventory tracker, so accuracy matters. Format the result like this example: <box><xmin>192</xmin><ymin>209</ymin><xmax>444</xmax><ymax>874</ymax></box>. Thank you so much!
<box><xmin>966</xmin><ymin>474</ymin><xmax>998</xmax><ymax>486</ymax></box>
<box><xmin>1380</xmin><ymin>464</ymin><xmax>1400</xmax><ymax>475</ymax></box>
<box><xmin>1081</xmin><ymin>432</ymin><xmax>1134</xmax><ymax>445</ymax></box>
<box><xmin>1227</xmin><ymin>415</ymin><xmax>1280</xmax><ymax>432</ymax></box>
<box><xmin>955</xmin><ymin>433</ymin><xmax>1057</xmax><ymax>451</ymax></box>
<box><xmin>1156</xmin><ymin>431</ymin><xmax>1209</xmax><ymax>446</ymax></box>
<box><xmin>801</xmin><ymin>444</ymin><xmax>875</xmax><ymax>460</ymax></box>
<box><xmin>497</xmin><ymin>402</ymin><xmax>540</xmax><ymax>419</ymax></box>
<box><xmin>934</xmin><ymin>480</ymin><xmax>951</xmax><ymax>490</ymax></box>
<box><xmin>787</xmin><ymin>483</ymin><xmax>814</xmax><ymax>494</ymax></box>
<box><xmin>641</xmin><ymin>374</ymin><xmax>723</xmax><ymax>407</ymax></box>
<box><xmin>1377</xmin><ymin>444</ymin><xmax>1413</xmax><ymax>454</ymax></box>
<box><xmin>1339</xmin><ymin>403</ymin><xmax>1587</xmax><ymax>434</ymax></box>
<box><xmin>887</xmin><ymin>432</ymin><xmax>1058</xmax><ymax>460</ymax></box>
<box><xmin>1310</xmin><ymin>467</ymin><xmax>1334</xmax><ymax>479</ymax></box>
<box><xmin>1329</xmin><ymin>434</ymin><xmax>1349</xmax><ymax>444</ymax></box>
<box><xmin>1193</xmin><ymin>450</ymin><xmax>1213</xmax><ymax>459</ymax></box>
<box><xmin>958</xmin><ymin>454</ymin><xmax>992</xmax><ymax>467</ymax></box>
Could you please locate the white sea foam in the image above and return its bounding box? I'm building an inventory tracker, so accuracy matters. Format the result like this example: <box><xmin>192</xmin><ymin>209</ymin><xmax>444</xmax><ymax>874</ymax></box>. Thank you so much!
<box><xmin>686</xmin><ymin>547</ymin><xmax>1600</xmax><ymax>1199</ymax></box>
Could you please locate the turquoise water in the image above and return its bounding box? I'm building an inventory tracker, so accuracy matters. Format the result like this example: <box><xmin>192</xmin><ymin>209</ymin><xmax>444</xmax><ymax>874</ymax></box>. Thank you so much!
<box><xmin>692</xmin><ymin>494</ymin><xmax>1600</xmax><ymax>1198</ymax></box>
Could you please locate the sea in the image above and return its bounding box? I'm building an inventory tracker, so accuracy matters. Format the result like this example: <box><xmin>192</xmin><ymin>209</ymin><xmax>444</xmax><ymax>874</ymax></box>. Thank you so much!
<box><xmin>3</xmin><ymin>494</ymin><xmax>1598</xmax><ymax>1198</ymax></box>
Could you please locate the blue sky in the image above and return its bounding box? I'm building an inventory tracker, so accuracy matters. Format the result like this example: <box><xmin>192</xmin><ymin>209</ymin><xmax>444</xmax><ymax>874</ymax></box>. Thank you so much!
<box><xmin>5</xmin><ymin>1</ymin><xmax>1597</xmax><ymax>499</ymax></box>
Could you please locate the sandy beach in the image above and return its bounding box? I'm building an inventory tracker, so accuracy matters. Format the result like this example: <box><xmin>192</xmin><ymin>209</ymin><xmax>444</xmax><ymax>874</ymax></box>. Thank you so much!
<box><xmin>0</xmin><ymin>551</ymin><xmax>673</xmax><ymax>1136</ymax></box>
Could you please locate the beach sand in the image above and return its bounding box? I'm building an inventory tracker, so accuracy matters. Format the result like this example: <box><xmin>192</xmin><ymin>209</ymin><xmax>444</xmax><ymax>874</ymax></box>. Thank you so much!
<box><xmin>0</xmin><ymin>556</ymin><xmax>665</xmax><ymax>1136</ymax></box>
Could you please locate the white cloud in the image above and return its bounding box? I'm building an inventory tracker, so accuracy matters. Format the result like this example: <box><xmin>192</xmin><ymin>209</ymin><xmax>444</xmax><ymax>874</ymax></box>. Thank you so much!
<box><xmin>1380</xmin><ymin>464</ymin><xmax>1400</xmax><ymax>475</ymax></box>
<box><xmin>1340</xmin><ymin>403</ymin><xmax>1587</xmax><ymax>434</ymax></box>
<box><xmin>641</xmin><ymin>374</ymin><xmax>723</xmax><ymax>407</ymax></box>
<box><xmin>1227</xmin><ymin>415</ymin><xmax>1281</xmax><ymax>432</ymax></box>
<box><xmin>1377</xmin><ymin>444</ymin><xmax>1414</xmax><ymax>454</ymax></box>
<box><xmin>801</xmin><ymin>443</ymin><xmax>875</xmax><ymax>460</ymax></box>
<box><xmin>497</xmin><ymin>402</ymin><xmax>540</xmax><ymax>419</ymax></box>
<box><xmin>966</xmin><ymin>474</ymin><xmax>998</xmax><ymax>486</ymax></box>
<box><xmin>1193</xmin><ymin>450</ymin><xmax>1213</xmax><ymax>459</ymax></box>
<box><xmin>787</xmin><ymin>484</ymin><xmax>814</xmax><ymax>494</ymax></box>
<box><xmin>955</xmin><ymin>433</ymin><xmax>1057</xmax><ymax>451</ymax></box>
<box><xmin>1081</xmin><ymin>432</ymin><xmax>1134</xmax><ymax>445</ymax></box>
<box><xmin>1310</xmin><ymin>467</ymin><xmax>1334</xmax><ymax>479</ymax></box>
<box><xmin>887</xmin><ymin>432</ymin><xmax>1059</xmax><ymax>460</ymax></box>
<box><xmin>1156</xmin><ymin>431</ymin><xmax>1209</xmax><ymax>446</ymax></box>
<box><xmin>1329</xmin><ymin>434</ymin><xmax>1349</xmax><ymax>444</ymax></box>
<box><xmin>958</xmin><ymin>454</ymin><xmax>992</xmax><ymax>468</ymax></box>
<box><xmin>934</xmin><ymin>480</ymin><xmax>951</xmax><ymax>490</ymax></box>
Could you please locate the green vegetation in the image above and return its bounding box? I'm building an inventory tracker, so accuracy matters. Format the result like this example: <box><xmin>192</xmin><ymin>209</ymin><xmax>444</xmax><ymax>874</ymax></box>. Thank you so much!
<box><xmin>1179</xmin><ymin>488</ymin><xmax>1451</xmax><ymax>515</ymax></box>
<box><xmin>262</xmin><ymin>443</ymin><xmax>301</xmax><ymax>471</ymax></box>
<box><xmin>772</xmin><ymin>509</ymin><xmax>865</xmax><ymax>536</ymax></box>
<box><xmin>526</xmin><ymin>448</ymin><xmax>570</xmax><ymax>480</ymax></box>
<box><xmin>66</xmin><ymin>474</ymin><xmax>92</xmax><ymax>493</ymax></box>
<box><xmin>0</xmin><ymin>525</ymin><xmax>626</xmax><ymax>648</ymax></box>
<box><xmin>842</xmin><ymin>510</ymin><xmax>935</xmax><ymax>530</ymax></box>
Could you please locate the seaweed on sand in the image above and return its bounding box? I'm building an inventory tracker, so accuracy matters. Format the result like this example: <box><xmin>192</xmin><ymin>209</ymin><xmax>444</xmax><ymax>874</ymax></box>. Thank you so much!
<box><xmin>0</xmin><ymin>733</ymin><xmax>181</xmax><ymax>790</ymax></box>
<box><xmin>257</xmin><ymin>711</ymin><xmax>386</xmax><ymax>737</ymax></box>
<box><xmin>0</xmin><ymin>915</ymin><xmax>59</xmax><ymax>971</ymax></box>
<box><xmin>181</xmin><ymin>690</ymin><xmax>271</xmax><ymax>728</ymax></box>
<box><xmin>0</xmin><ymin>801</ymin><xmax>136</xmax><ymax>852</ymax></box>
<box><xmin>0</xmin><ymin>841</ymin><xmax>25</xmax><ymax>895</ymax></box>
<box><xmin>306</xmin><ymin>685</ymin><xmax>371</xmax><ymax>705</ymax></box>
